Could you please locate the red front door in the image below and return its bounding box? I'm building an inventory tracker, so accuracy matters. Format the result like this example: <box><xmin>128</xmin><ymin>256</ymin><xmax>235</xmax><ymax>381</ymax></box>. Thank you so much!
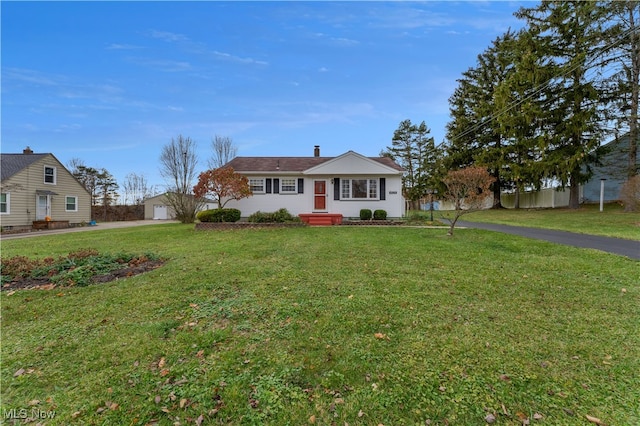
<box><xmin>314</xmin><ymin>180</ymin><xmax>327</xmax><ymax>211</ymax></box>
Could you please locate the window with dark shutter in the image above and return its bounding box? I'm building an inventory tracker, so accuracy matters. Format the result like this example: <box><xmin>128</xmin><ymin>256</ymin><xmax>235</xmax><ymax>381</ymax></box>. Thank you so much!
<box><xmin>273</xmin><ymin>178</ymin><xmax>280</xmax><ymax>194</ymax></box>
<box><xmin>380</xmin><ymin>178</ymin><xmax>386</xmax><ymax>200</ymax></box>
<box><xmin>298</xmin><ymin>178</ymin><xmax>304</xmax><ymax>194</ymax></box>
<box><xmin>333</xmin><ymin>178</ymin><xmax>340</xmax><ymax>200</ymax></box>
<box><xmin>266</xmin><ymin>178</ymin><xmax>272</xmax><ymax>194</ymax></box>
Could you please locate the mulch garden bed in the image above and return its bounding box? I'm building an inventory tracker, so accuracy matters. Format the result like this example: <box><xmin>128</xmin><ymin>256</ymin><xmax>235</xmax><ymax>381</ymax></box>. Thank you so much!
<box><xmin>1</xmin><ymin>259</ymin><xmax>165</xmax><ymax>292</ymax></box>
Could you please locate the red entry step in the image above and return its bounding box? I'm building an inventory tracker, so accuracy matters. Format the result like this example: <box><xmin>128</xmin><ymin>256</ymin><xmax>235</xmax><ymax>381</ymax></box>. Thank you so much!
<box><xmin>298</xmin><ymin>213</ymin><xmax>343</xmax><ymax>226</ymax></box>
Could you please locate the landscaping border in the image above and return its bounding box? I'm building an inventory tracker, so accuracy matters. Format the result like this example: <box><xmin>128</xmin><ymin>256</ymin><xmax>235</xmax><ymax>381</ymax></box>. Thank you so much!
<box><xmin>195</xmin><ymin>220</ymin><xmax>407</xmax><ymax>230</ymax></box>
<box><xmin>195</xmin><ymin>222</ymin><xmax>307</xmax><ymax>230</ymax></box>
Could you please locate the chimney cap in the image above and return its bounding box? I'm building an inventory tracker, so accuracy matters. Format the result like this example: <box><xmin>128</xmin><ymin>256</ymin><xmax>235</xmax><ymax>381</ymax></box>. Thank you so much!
<box><xmin>313</xmin><ymin>145</ymin><xmax>320</xmax><ymax>157</ymax></box>
<box><xmin>23</xmin><ymin>146</ymin><xmax>34</xmax><ymax>154</ymax></box>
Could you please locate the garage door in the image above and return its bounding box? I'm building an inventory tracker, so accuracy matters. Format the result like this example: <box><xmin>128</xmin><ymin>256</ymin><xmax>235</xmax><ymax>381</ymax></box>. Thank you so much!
<box><xmin>153</xmin><ymin>205</ymin><xmax>168</xmax><ymax>220</ymax></box>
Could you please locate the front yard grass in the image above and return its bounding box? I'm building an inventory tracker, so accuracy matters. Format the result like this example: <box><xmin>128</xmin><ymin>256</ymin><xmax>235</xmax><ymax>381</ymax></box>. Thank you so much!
<box><xmin>1</xmin><ymin>223</ymin><xmax>638</xmax><ymax>425</ymax></box>
<box><xmin>452</xmin><ymin>202</ymin><xmax>640</xmax><ymax>240</ymax></box>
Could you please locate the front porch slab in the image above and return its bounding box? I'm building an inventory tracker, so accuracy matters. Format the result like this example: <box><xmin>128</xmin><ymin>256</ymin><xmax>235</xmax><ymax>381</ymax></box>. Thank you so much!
<box><xmin>298</xmin><ymin>213</ymin><xmax>343</xmax><ymax>226</ymax></box>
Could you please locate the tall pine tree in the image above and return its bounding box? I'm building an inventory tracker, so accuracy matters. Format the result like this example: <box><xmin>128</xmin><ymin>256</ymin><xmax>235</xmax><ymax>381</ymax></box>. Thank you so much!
<box><xmin>516</xmin><ymin>1</ymin><xmax>607</xmax><ymax>209</ymax></box>
<box><xmin>445</xmin><ymin>31</ymin><xmax>518</xmax><ymax>208</ymax></box>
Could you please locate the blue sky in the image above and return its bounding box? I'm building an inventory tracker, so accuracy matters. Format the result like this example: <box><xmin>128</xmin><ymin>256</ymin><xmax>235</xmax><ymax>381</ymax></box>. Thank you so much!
<box><xmin>2</xmin><ymin>1</ymin><xmax>528</xmax><ymax>192</ymax></box>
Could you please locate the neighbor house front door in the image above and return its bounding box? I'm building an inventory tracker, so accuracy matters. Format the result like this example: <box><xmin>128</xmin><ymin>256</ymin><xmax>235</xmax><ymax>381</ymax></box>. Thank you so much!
<box><xmin>36</xmin><ymin>195</ymin><xmax>50</xmax><ymax>220</ymax></box>
<box><xmin>314</xmin><ymin>180</ymin><xmax>327</xmax><ymax>211</ymax></box>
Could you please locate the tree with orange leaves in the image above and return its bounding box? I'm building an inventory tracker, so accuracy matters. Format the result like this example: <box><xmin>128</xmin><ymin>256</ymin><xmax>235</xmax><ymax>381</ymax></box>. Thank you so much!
<box><xmin>193</xmin><ymin>166</ymin><xmax>252</xmax><ymax>209</ymax></box>
<box><xmin>442</xmin><ymin>166</ymin><xmax>495</xmax><ymax>235</ymax></box>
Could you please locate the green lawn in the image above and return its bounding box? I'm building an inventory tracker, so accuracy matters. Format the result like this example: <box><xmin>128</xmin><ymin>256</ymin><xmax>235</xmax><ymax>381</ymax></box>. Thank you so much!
<box><xmin>1</xmin><ymin>224</ymin><xmax>639</xmax><ymax>425</ymax></box>
<box><xmin>446</xmin><ymin>203</ymin><xmax>640</xmax><ymax>240</ymax></box>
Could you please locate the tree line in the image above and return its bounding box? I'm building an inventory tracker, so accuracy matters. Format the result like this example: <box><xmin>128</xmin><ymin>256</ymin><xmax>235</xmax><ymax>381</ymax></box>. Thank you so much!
<box><xmin>66</xmin><ymin>135</ymin><xmax>236</xmax><ymax>220</ymax></box>
<box><xmin>386</xmin><ymin>1</ymin><xmax>639</xmax><ymax>211</ymax></box>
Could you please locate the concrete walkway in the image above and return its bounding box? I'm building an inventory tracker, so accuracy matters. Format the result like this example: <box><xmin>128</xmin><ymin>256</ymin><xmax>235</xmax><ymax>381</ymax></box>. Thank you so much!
<box><xmin>457</xmin><ymin>221</ymin><xmax>640</xmax><ymax>260</ymax></box>
<box><xmin>0</xmin><ymin>220</ymin><xmax>179</xmax><ymax>240</ymax></box>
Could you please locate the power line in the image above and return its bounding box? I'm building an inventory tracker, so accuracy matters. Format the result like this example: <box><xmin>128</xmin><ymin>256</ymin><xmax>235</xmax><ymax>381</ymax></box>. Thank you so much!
<box><xmin>447</xmin><ymin>25</ymin><xmax>639</xmax><ymax>146</ymax></box>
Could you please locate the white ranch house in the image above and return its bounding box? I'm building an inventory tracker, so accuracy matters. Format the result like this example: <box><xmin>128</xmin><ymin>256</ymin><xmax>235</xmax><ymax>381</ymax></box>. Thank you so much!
<box><xmin>223</xmin><ymin>147</ymin><xmax>405</xmax><ymax>222</ymax></box>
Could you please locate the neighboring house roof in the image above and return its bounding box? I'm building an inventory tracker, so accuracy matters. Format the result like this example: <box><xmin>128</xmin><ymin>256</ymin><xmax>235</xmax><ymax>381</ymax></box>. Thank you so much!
<box><xmin>1</xmin><ymin>153</ymin><xmax>51</xmax><ymax>181</ymax></box>
<box><xmin>225</xmin><ymin>151</ymin><xmax>404</xmax><ymax>173</ymax></box>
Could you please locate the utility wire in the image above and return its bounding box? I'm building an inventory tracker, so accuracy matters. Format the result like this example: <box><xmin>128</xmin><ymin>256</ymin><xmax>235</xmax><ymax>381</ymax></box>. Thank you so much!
<box><xmin>447</xmin><ymin>25</ymin><xmax>639</xmax><ymax>145</ymax></box>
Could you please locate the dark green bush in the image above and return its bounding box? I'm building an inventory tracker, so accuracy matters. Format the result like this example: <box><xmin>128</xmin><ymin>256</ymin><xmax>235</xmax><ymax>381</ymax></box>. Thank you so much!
<box><xmin>359</xmin><ymin>209</ymin><xmax>372</xmax><ymax>220</ymax></box>
<box><xmin>197</xmin><ymin>208</ymin><xmax>241</xmax><ymax>223</ymax></box>
<box><xmin>373</xmin><ymin>209</ymin><xmax>388</xmax><ymax>220</ymax></box>
<box><xmin>248</xmin><ymin>208</ymin><xmax>298</xmax><ymax>223</ymax></box>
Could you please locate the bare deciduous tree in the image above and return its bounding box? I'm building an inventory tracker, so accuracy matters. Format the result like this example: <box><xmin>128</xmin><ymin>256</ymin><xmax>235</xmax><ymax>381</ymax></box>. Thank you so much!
<box><xmin>208</xmin><ymin>135</ymin><xmax>237</xmax><ymax>169</ymax></box>
<box><xmin>123</xmin><ymin>173</ymin><xmax>153</xmax><ymax>205</ymax></box>
<box><xmin>159</xmin><ymin>135</ymin><xmax>202</xmax><ymax>223</ymax></box>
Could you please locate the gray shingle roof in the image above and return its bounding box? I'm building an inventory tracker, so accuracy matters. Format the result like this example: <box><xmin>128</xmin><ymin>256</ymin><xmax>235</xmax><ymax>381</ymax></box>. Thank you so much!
<box><xmin>1</xmin><ymin>153</ymin><xmax>50</xmax><ymax>181</ymax></box>
<box><xmin>225</xmin><ymin>155</ymin><xmax>404</xmax><ymax>172</ymax></box>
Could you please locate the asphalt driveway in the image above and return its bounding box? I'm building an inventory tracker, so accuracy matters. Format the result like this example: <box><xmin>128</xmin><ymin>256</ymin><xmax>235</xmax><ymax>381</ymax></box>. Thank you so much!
<box><xmin>0</xmin><ymin>220</ymin><xmax>179</xmax><ymax>240</ymax></box>
<box><xmin>457</xmin><ymin>221</ymin><xmax>640</xmax><ymax>260</ymax></box>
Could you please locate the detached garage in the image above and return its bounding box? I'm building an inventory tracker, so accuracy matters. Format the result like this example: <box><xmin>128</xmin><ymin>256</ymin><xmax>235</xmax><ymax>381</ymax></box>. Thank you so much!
<box><xmin>143</xmin><ymin>193</ymin><xmax>217</xmax><ymax>220</ymax></box>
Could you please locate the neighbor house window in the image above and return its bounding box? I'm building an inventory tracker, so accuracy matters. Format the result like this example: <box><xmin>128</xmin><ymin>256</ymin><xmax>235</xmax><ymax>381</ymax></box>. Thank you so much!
<box><xmin>65</xmin><ymin>196</ymin><xmax>78</xmax><ymax>212</ymax></box>
<box><xmin>249</xmin><ymin>178</ymin><xmax>264</xmax><ymax>193</ymax></box>
<box><xmin>0</xmin><ymin>193</ymin><xmax>9</xmax><ymax>214</ymax></box>
<box><xmin>341</xmin><ymin>179</ymin><xmax>378</xmax><ymax>199</ymax></box>
<box><xmin>44</xmin><ymin>166</ymin><xmax>56</xmax><ymax>184</ymax></box>
<box><xmin>280</xmin><ymin>178</ymin><xmax>297</xmax><ymax>193</ymax></box>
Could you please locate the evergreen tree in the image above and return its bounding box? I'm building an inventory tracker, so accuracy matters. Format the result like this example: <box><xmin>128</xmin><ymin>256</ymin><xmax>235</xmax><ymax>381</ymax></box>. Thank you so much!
<box><xmin>445</xmin><ymin>30</ymin><xmax>518</xmax><ymax>208</ymax></box>
<box><xmin>384</xmin><ymin>119</ymin><xmax>441</xmax><ymax>209</ymax></box>
<box><xmin>601</xmin><ymin>0</ymin><xmax>640</xmax><ymax>179</ymax></box>
<box><xmin>516</xmin><ymin>1</ymin><xmax>607</xmax><ymax>209</ymax></box>
<box><xmin>493</xmin><ymin>30</ymin><xmax>553</xmax><ymax>208</ymax></box>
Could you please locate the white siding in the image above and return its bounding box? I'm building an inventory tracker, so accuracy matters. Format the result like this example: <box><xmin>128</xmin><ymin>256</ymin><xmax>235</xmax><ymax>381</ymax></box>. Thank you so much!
<box><xmin>226</xmin><ymin>175</ymin><xmax>404</xmax><ymax>218</ymax></box>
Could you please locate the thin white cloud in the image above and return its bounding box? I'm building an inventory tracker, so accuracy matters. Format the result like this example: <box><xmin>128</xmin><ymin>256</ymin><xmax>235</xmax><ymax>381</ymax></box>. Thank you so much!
<box><xmin>106</xmin><ymin>43</ymin><xmax>144</xmax><ymax>50</ymax></box>
<box><xmin>3</xmin><ymin>67</ymin><xmax>60</xmax><ymax>86</ymax></box>
<box><xmin>128</xmin><ymin>57</ymin><xmax>192</xmax><ymax>72</ymax></box>
<box><xmin>149</xmin><ymin>30</ymin><xmax>189</xmax><ymax>42</ymax></box>
<box><xmin>211</xmin><ymin>50</ymin><xmax>268</xmax><ymax>66</ymax></box>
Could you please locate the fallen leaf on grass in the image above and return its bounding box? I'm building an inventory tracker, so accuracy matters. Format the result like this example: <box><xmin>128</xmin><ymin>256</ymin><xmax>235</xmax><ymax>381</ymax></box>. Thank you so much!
<box><xmin>374</xmin><ymin>333</ymin><xmax>390</xmax><ymax>340</ymax></box>
<box><xmin>358</xmin><ymin>409</ymin><xmax>365</xmax><ymax>417</ymax></box>
<box><xmin>13</xmin><ymin>368</ymin><xmax>25</xmax><ymax>377</ymax></box>
<box><xmin>158</xmin><ymin>357</ymin><xmax>166</xmax><ymax>368</ymax></box>
<box><xmin>308</xmin><ymin>414</ymin><xmax>316</xmax><ymax>423</ymax></box>
<box><xmin>484</xmin><ymin>413</ymin><xmax>496</xmax><ymax>424</ymax></box>
<box><xmin>516</xmin><ymin>411</ymin><xmax>530</xmax><ymax>424</ymax></box>
<box><xmin>585</xmin><ymin>414</ymin><xmax>606</xmax><ymax>425</ymax></box>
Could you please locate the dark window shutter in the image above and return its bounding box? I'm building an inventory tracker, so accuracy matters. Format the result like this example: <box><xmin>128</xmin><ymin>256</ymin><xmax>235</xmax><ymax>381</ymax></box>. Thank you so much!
<box><xmin>379</xmin><ymin>178</ymin><xmax>386</xmax><ymax>200</ymax></box>
<box><xmin>266</xmin><ymin>178</ymin><xmax>272</xmax><ymax>194</ymax></box>
<box><xmin>298</xmin><ymin>178</ymin><xmax>304</xmax><ymax>194</ymax></box>
<box><xmin>334</xmin><ymin>178</ymin><xmax>340</xmax><ymax>200</ymax></box>
<box><xmin>273</xmin><ymin>178</ymin><xmax>280</xmax><ymax>194</ymax></box>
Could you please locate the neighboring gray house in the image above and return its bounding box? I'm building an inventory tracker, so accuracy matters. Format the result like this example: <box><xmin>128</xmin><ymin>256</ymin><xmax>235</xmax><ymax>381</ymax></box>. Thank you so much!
<box><xmin>582</xmin><ymin>133</ymin><xmax>639</xmax><ymax>203</ymax></box>
<box><xmin>1</xmin><ymin>147</ymin><xmax>91</xmax><ymax>230</ymax></box>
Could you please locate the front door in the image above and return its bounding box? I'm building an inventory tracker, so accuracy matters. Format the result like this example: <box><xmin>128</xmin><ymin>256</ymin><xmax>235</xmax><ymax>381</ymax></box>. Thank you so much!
<box><xmin>36</xmin><ymin>195</ymin><xmax>50</xmax><ymax>220</ymax></box>
<box><xmin>314</xmin><ymin>180</ymin><xmax>327</xmax><ymax>211</ymax></box>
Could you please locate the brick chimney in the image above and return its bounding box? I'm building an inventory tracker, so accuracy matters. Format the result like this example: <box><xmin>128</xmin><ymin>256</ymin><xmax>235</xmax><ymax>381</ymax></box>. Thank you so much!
<box><xmin>314</xmin><ymin>145</ymin><xmax>320</xmax><ymax>157</ymax></box>
<box><xmin>23</xmin><ymin>146</ymin><xmax>34</xmax><ymax>154</ymax></box>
